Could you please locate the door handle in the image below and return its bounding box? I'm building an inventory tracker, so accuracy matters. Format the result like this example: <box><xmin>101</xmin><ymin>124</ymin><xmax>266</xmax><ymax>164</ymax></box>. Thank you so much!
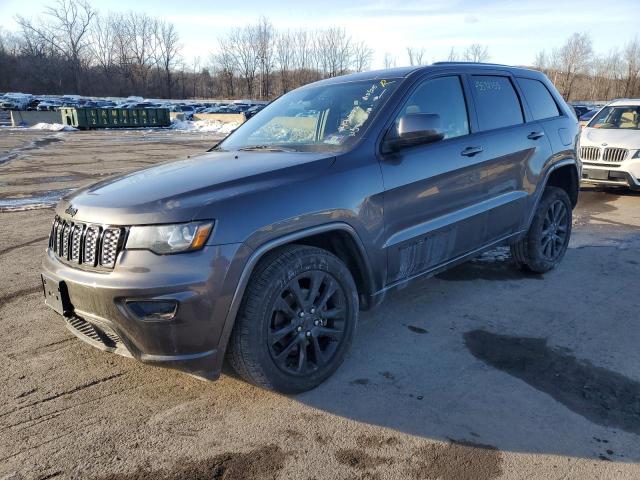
<box><xmin>527</xmin><ymin>131</ymin><xmax>545</xmax><ymax>140</ymax></box>
<box><xmin>461</xmin><ymin>146</ymin><xmax>484</xmax><ymax>157</ymax></box>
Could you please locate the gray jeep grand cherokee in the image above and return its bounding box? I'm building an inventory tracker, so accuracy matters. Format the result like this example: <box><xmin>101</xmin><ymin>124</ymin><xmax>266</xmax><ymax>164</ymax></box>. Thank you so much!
<box><xmin>42</xmin><ymin>63</ymin><xmax>580</xmax><ymax>393</ymax></box>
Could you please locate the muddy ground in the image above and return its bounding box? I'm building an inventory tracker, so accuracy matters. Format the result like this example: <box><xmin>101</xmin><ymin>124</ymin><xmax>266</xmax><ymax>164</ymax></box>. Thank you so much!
<box><xmin>0</xmin><ymin>128</ymin><xmax>639</xmax><ymax>480</ymax></box>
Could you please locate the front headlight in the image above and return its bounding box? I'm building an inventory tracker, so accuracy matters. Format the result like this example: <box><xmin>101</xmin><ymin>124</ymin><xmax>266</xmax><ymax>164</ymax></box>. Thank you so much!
<box><xmin>632</xmin><ymin>150</ymin><xmax>640</xmax><ymax>159</ymax></box>
<box><xmin>126</xmin><ymin>221</ymin><xmax>213</xmax><ymax>254</ymax></box>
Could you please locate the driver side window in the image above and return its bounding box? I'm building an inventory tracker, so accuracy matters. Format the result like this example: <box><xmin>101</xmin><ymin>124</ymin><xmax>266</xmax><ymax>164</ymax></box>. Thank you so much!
<box><xmin>396</xmin><ymin>76</ymin><xmax>470</xmax><ymax>140</ymax></box>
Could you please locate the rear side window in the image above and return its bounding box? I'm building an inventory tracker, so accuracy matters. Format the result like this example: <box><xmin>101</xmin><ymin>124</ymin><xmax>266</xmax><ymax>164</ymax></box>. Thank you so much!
<box><xmin>518</xmin><ymin>78</ymin><xmax>560</xmax><ymax>120</ymax></box>
<box><xmin>396</xmin><ymin>75</ymin><xmax>469</xmax><ymax>139</ymax></box>
<box><xmin>471</xmin><ymin>75</ymin><xmax>523</xmax><ymax>131</ymax></box>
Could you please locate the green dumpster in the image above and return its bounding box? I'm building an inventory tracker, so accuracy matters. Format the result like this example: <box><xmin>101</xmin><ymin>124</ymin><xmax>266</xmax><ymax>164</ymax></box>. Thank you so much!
<box><xmin>118</xmin><ymin>109</ymin><xmax>130</xmax><ymax>127</ymax></box>
<box><xmin>138</xmin><ymin>108</ymin><xmax>149</xmax><ymax>127</ymax></box>
<box><xmin>109</xmin><ymin>109</ymin><xmax>120</xmax><ymax>126</ymax></box>
<box><xmin>58</xmin><ymin>107</ymin><xmax>170</xmax><ymax>129</ymax></box>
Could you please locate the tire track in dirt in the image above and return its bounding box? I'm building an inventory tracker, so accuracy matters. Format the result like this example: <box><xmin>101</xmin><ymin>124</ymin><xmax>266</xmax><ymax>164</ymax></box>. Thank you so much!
<box><xmin>0</xmin><ymin>285</ymin><xmax>42</xmax><ymax>306</ymax></box>
<box><xmin>0</xmin><ymin>235</ymin><xmax>49</xmax><ymax>257</ymax></box>
<box><xmin>0</xmin><ymin>135</ymin><xmax>65</xmax><ymax>167</ymax></box>
<box><xmin>0</xmin><ymin>373</ymin><xmax>125</xmax><ymax>419</ymax></box>
<box><xmin>94</xmin><ymin>445</ymin><xmax>287</xmax><ymax>480</ymax></box>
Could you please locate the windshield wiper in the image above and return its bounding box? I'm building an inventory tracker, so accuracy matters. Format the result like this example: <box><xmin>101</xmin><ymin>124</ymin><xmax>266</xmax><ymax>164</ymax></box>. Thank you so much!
<box><xmin>238</xmin><ymin>144</ymin><xmax>295</xmax><ymax>152</ymax></box>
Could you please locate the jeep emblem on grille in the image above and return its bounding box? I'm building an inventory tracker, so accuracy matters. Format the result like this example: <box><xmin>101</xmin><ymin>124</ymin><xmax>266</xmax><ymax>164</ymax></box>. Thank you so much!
<box><xmin>65</xmin><ymin>205</ymin><xmax>78</xmax><ymax>217</ymax></box>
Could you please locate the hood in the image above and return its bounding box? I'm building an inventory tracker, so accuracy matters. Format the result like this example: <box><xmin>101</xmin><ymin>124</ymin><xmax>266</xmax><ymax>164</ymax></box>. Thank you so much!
<box><xmin>57</xmin><ymin>150</ymin><xmax>335</xmax><ymax>225</ymax></box>
<box><xmin>581</xmin><ymin>128</ymin><xmax>640</xmax><ymax>149</ymax></box>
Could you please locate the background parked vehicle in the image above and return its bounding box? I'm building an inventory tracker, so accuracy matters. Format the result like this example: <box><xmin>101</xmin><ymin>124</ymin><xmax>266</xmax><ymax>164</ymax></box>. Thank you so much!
<box><xmin>579</xmin><ymin>99</ymin><xmax>640</xmax><ymax>190</ymax></box>
<box><xmin>579</xmin><ymin>109</ymin><xmax>597</xmax><ymax>127</ymax></box>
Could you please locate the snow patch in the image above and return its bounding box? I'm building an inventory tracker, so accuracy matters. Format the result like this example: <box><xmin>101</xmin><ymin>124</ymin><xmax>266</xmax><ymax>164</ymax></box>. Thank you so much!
<box><xmin>171</xmin><ymin>119</ymin><xmax>239</xmax><ymax>134</ymax></box>
<box><xmin>30</xmin><ymin>123</ymin><xmax>77</xmax><ymax>132</ymax></box>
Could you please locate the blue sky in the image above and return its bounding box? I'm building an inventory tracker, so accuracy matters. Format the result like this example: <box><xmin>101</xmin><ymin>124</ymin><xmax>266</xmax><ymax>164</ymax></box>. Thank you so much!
<box><xmin>1</xmin><ymin>0</ymin><xmax>638</xmax><ymax>68</ymax></box>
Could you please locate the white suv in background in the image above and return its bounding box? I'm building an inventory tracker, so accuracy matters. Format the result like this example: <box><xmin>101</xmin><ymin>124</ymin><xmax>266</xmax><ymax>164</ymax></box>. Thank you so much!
<box><xmin>579</xmin><ymin>99</ymin><xmax>640</xmax><ymax>190</ymax></box>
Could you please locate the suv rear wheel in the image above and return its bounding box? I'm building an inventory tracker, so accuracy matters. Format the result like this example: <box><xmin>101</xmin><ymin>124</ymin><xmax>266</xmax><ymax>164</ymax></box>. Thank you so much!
<box><xmin>227</xmin><ymin>245</ymin><xmax>358</xmax><ymax>393</ymax></box>
<box><xmin>511</xmin><ymin>186</ymin><xmax>572</xmax><ymax>273</ymax></box>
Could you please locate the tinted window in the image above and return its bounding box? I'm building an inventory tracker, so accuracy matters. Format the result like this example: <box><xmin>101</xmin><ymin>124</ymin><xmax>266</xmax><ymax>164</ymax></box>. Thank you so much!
<box><xmin>396</xmin><ymin>76</ymin><xmax>469</xmax><ymax>139</ymax></box>
<box><xmin>518</xmin><ymin>78</ymin><xmax>560</xmax><ymax>120</ymax></box>
<box><xmin>472</xmin><ymin>75</ymin><xmax>523</xmax><ymax>130</ymax></box>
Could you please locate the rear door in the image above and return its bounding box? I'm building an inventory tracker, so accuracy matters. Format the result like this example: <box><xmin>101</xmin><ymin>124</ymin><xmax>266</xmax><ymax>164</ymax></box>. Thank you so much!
<box><xmin>379</xmin><ymin>74</ymin><xmax>491</xmax><ymax>285</ymax></box>
<box><xmin>466</xmin><ymin>73</ymin><xmax>553</xmax><ymax>242</ymax></box>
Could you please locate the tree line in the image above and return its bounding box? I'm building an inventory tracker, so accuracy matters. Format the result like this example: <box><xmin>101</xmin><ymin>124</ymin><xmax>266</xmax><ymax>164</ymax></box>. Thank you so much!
<box><xmin>0</xmin><ymin>0</ymin><xmax>638</xmax><ymax>102</ymax></box>
<box><xmin>534</xmin><ymin>33</ymin><xmax>640</xmax><ymax>101</ymax></box>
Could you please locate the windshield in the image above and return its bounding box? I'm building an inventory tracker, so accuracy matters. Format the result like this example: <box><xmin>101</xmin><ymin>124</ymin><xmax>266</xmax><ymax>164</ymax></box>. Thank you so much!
<box><xmin>218</xmin><ymin>78</ymin><xmax>400</xmax><ymax>153</ymax></box>
<box><xmin>588</xmin><ymin>106</ymin><xmax>640</xmax><ymax>130</ymax></box>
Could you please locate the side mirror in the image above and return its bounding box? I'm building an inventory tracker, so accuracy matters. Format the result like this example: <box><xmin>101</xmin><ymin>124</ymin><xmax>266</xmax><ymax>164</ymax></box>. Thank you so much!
<box><xmin>384</xmin><ymin>113</ymin><xmax>445</xmax><ymax>152</ymax></box>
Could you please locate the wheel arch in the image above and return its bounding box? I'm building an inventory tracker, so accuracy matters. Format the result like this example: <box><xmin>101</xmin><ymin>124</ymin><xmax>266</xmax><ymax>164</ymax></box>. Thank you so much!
<box><xmin>213</xmin><ymin>223</ymin><xmax>375</xmax><ymax>372</ymax></box>
<box><xmin>544</xmin><ymin>161</ymin><xmax>580</xmax><ymax>208</ymax></box>
<box><xmin>524</xmin><ymin>160</ymin><xmax>579</xmax><ymax>232</ymax></box>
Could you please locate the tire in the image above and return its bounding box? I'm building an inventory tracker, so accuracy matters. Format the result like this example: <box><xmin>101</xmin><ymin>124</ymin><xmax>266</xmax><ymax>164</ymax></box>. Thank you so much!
<box><xmin>510</xmin><ymin>186</ymin><xmax>572</xmax><ymax>274</ymax></box>
<box><xmin>227</xmin><ymin>245</ymin><xmax>359</xmax><ymax>394</ymax></box>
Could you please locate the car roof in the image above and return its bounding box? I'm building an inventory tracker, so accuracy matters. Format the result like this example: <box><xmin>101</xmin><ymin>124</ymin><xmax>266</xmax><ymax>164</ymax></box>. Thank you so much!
<box><xmin>308</xmin><ymin>62</ymin><xmax>543</xmax><ymax>87</ymax></box>
<box><xmin>607</xmin><ymin>98</ymin><xmax>640</xmax><ymax>107</ymax></box>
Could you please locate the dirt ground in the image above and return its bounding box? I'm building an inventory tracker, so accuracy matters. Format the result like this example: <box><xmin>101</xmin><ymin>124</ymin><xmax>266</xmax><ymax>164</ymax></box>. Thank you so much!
<box><xmin>1</xmin><ymin>128</ymin><xmax>639</xmax><ymax>480</ymax></box>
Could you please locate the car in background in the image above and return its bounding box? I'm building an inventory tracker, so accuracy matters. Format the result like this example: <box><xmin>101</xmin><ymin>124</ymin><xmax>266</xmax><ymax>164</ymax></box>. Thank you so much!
<box><xmin>578</xmin><ymin>109</ymin><xmax>597</xmax><ymax>127</ymax></box>
<box><xmin>244</xmin><ymin>104</ymin><xmax>265</xmax><ymax>119</ymax></box>
<box><xmin>579</xmin><ymin>99</ymin><xmax>640</xmax><ymax>190</ymax></box>
<box><xmin>25</xmin><ymin>98</ymin><xmax>42</xmax><ymax>110</ymax></box>
<box><xmin>37</xmin><ymin>99</ymin><xmax>62</xmax><ymax>111</ymax></box>
<box><xmin>1</xmin><ymin>93</ymin><xmax>34</xmax><ymax>110</ymax></box>
<box><xmin>572</xmin><ymin>105</ymin><xmax>591</xmax><ymax>118</ymax></box>
<box><xmin>176</xmin><ymin>105</ymin><xmax>195</xmax><ymax>119</ymax></box>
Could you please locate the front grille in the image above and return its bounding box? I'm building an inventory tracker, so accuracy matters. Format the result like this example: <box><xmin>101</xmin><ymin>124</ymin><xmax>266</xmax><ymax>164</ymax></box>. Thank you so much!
<box><xmin>83</xmin><ymin>225</ymin><xmax>101</xmax><ymax>267</ymax></box>
<box><xmin>580</xmin><ymin>146</ymin><xmax>600</xmax><ymax>161</ymax></box>
<box><xmin>602</xmin><ymin>147</ymin><xmax>628</xmax><ymax>163</ymax></box>
<box><xmin>49</xmin><ymin>216</ymin><xmax>125</xmax><ymax>270</ymax></box>
<box><xmin>100</xmin><ymin>228</ymin><xmax>122</xmax><ymax>268</ymax></box>
<box><xmin>67</xmin><ymin>315</ymin><xmax>122</xmax><ymax>349</ymax></box>
<box><xmin>70</xmin><ymin>223</ymin><xmax>83</xmax><ymax>263</ymax></box>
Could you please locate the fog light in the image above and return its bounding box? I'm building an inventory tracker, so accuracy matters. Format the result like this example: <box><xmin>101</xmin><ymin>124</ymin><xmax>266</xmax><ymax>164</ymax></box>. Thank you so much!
<box><xmin>126</xmin><ymin>300</ymin><xmax>178</xmax><ymax>321</ymax></box>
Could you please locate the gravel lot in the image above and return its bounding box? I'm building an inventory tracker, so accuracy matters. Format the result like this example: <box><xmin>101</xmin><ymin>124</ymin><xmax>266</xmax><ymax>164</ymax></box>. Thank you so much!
<box><xmin>1</xmin><ymin>129</ymin><xmax>639</xmax><ymax>480</ymax></box>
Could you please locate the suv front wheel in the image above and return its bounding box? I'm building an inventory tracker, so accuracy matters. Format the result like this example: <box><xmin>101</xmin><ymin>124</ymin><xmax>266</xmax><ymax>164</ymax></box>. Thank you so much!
<box><xmin>227</xmin><ymin>245</ymin><xmax>358</xmax><ymax>393</ymax></box>
<box><xmin>511</xmin><ymin>186</ymin><xmax>572</xmax><ymax>273</ymax></box>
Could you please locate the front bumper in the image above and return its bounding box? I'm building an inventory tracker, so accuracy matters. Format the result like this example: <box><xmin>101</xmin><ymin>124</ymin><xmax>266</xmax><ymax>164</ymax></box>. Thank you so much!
<box><xmin>580</xmin><ymin>158</ymin><xmax>640</xmax><ymax>190</ymax></box>
<box><xmin>41</xmin><ymin>242</ymin><xmax>249</xmax><ymax>379</ymax></box>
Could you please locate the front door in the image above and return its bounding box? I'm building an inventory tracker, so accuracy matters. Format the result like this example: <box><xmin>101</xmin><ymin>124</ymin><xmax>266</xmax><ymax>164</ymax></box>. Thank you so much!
<box><xmin>379</xmin><ymin>74</ymin><xmax>491</xmax><ymax>285</ymax></box>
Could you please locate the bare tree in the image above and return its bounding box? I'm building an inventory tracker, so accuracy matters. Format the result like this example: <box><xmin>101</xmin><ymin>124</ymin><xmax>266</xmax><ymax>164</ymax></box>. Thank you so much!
<box><xmin>316</xmin><ymin>27</ymin><xmax>352</xmax><ymax>77</ymax></box>
<box><xmin>446</xmin><ymin>47</ymin><xmax>458</xmax><ymax>62</ymax></box>
<box><xmin>123</xmin><ymin>12</ymin><xmax>158</xmax><ymax>93</ymax></box>
<box><xmin>293</xmin><ymin>29</ymin><xmax>312</xmax><ymax>85</ymax></box>
<box><xmin>88</xmin><ymin>14</ymin><xmax>115</xmax><ymax>77</ymax></box>
<box><xmin>223</xmin><ymin>25</ymin><xmax>259</xmax><ymax>97</ymax></box>
<box><xmin>556</xmin><ymin>32</ymin><xmax>593</xmax><ymax>99</ymax></box>
<box><xmin>155</xmin><ymin>20</ymin><xmax>181</xmax><ymax>98</ymax></box>
<box><xmin>463</xmin><ymin>43</ymin><xmax>490</xmax><ymax>62</ymax></box>
<box><xmin>383</xmin><ymin>52</ymin><xmax>396</xmax><ymax>69</ymax></box>
<box><xmin>406</xmin><ymin>47</ymin><xmax>426</xmax><ymax>66</ymax></box>
<box><xmin>276</xmin><ymin>30</ymin><xmax>294</xmax><ymax>93</ymax></box>
<box><xmin>255</xmin><ymin>16</ymin><xmax>275</xmax><ymax>99</ymax></box>
<box><xmin>622</xmin><ymin>37</ymin><xmax>640</xmax><ymax>97</ymax></box>
<box><xmin>352</xmin><ymin>40</ymin><xmax>373</xmax><ymax>72</ymax></box>
<box><xmin>16</xmin><ymin>0</ymin><xmax>96</xmax><ymax>92</ymax></box>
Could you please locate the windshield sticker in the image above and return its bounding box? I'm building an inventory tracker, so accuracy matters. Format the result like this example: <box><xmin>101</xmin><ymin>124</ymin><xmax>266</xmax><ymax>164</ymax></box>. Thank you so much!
<box><xmin>338</xmin><ymin>105</ymin><xmax>370</xmax><ymax>136</ymax></box>
<box><xmin>324</xmin><ymin>134</ymin><xmax>347</xmax><ymax>145</ymax></box>
<box><xmin>474</xmin><ymin>79</ymin><xmax>502</xmax><ymax>92</ymax></box>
